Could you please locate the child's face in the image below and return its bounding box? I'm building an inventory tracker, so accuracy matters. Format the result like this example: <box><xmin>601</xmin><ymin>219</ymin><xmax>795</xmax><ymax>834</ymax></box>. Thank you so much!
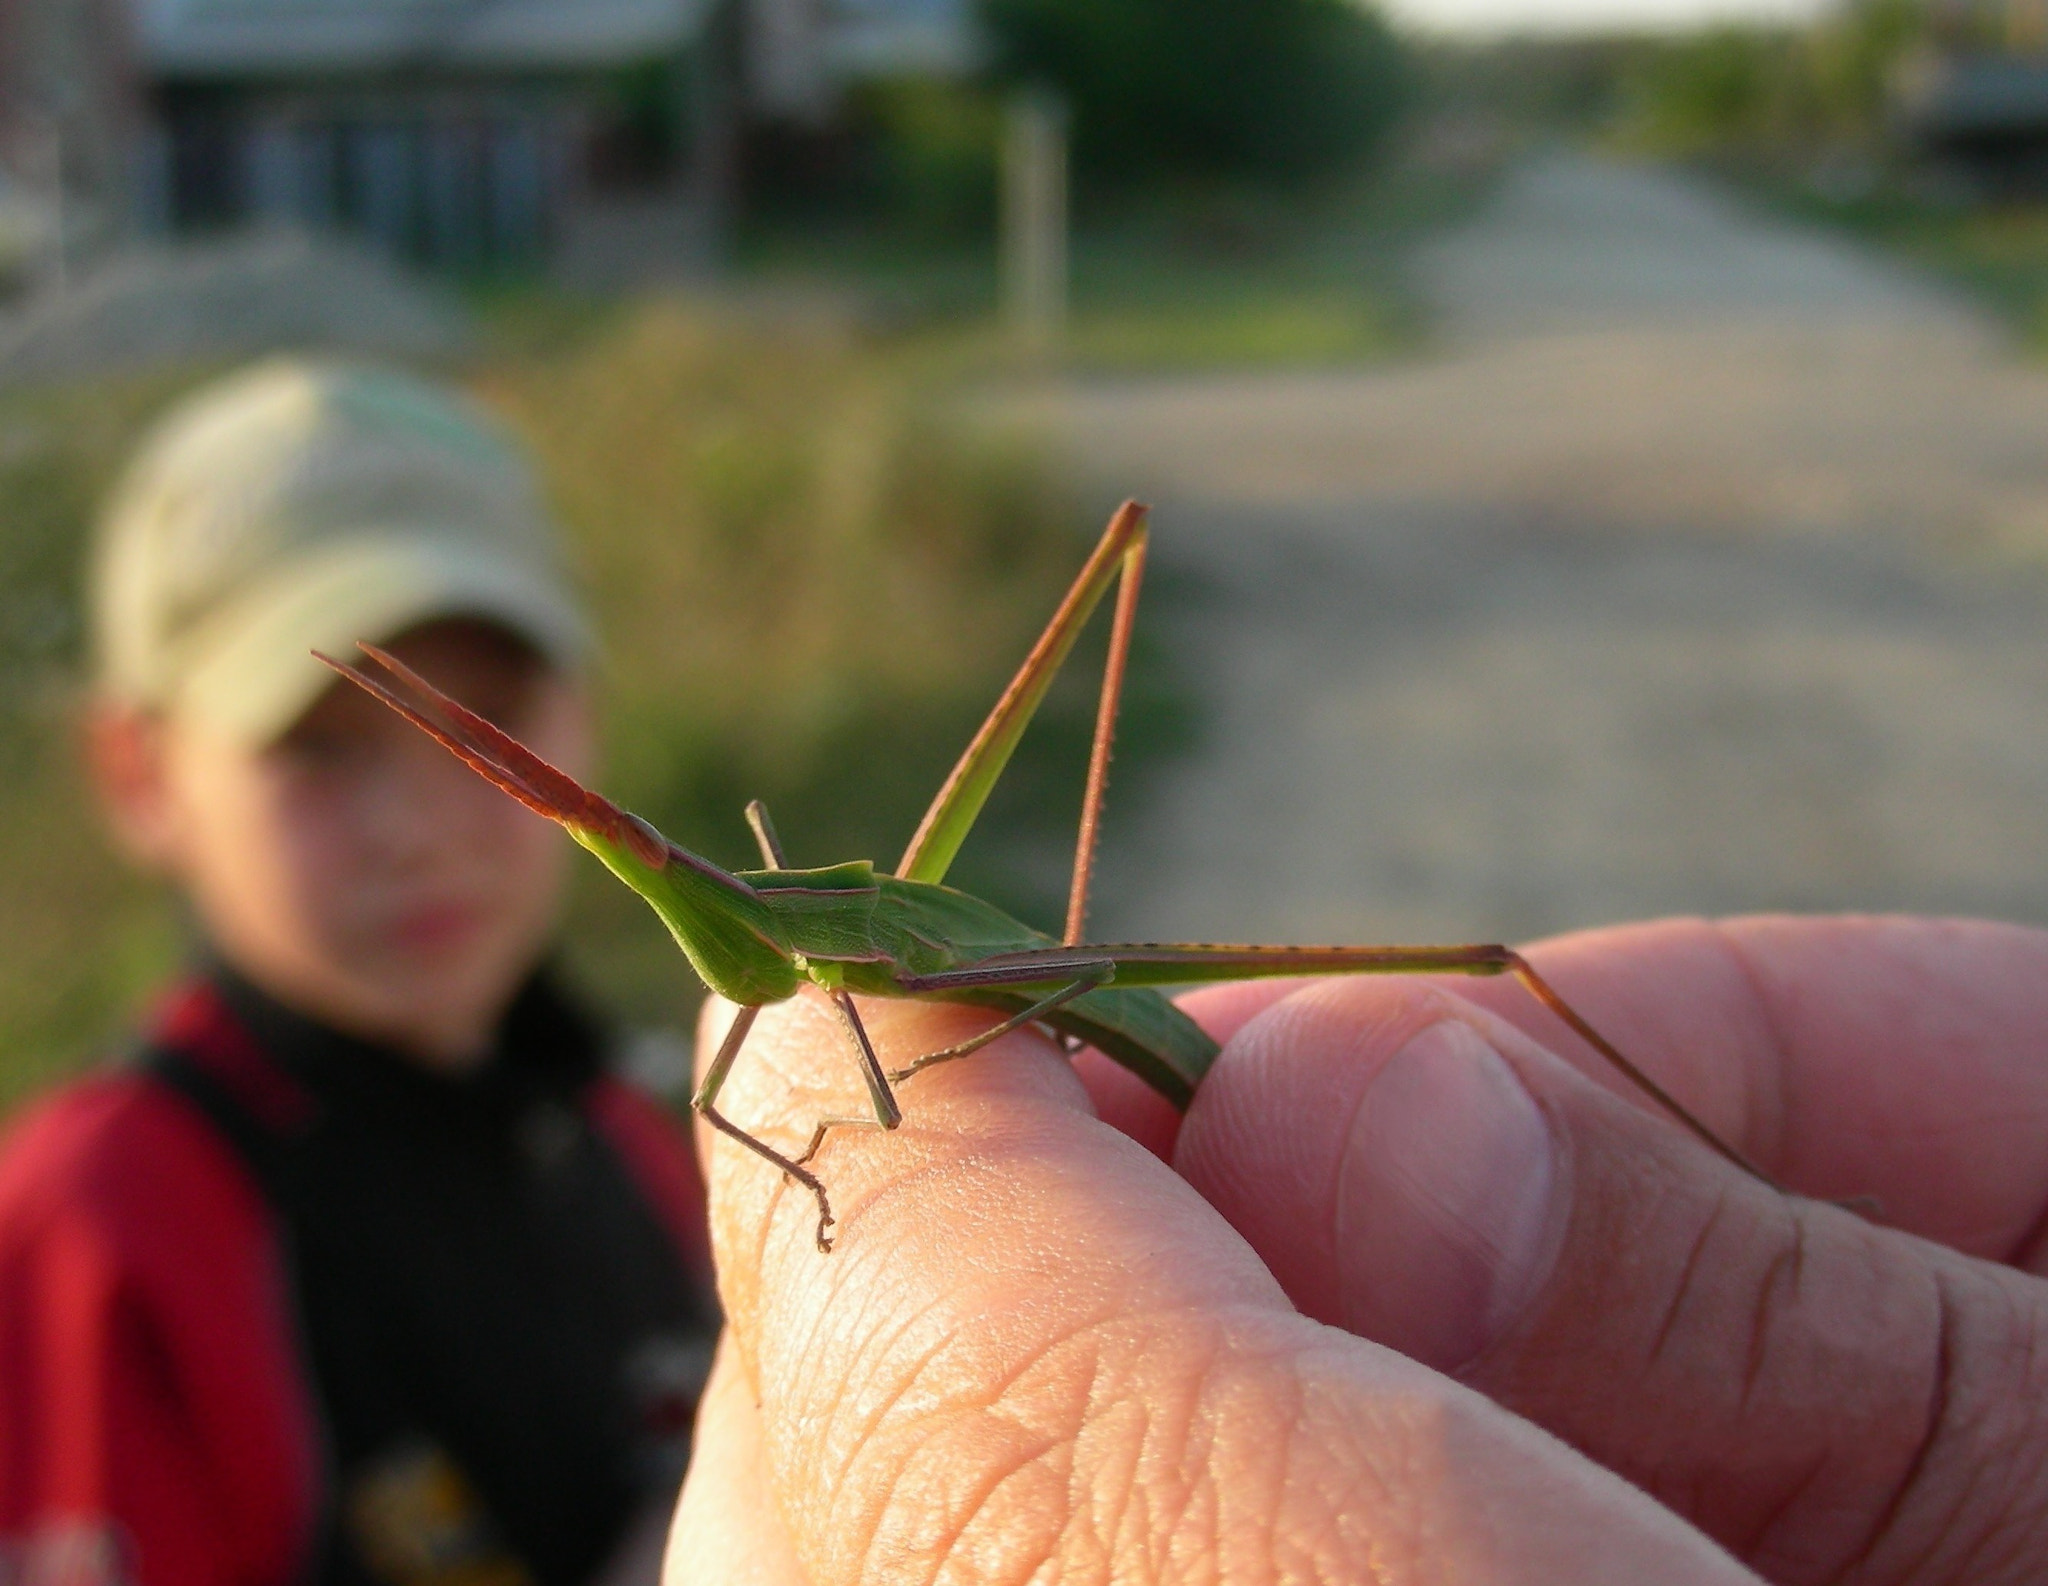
<box><xmin>95</xmin><ymin>621</ymin><xmax>591</xmax><ymax>1069</ymax></box>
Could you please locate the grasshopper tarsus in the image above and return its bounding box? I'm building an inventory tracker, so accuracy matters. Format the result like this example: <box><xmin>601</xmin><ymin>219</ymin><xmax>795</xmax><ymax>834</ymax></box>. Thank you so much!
<box><xmin>793</xmin><ymin>1111</ymin><xmax>896</xmax><ymax>1169</ymax></box>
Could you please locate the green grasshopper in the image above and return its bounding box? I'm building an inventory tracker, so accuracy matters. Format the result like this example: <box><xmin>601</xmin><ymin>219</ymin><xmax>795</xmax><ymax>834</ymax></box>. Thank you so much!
<box><xmin>322</xmin><ymin>501</ymin><xmax>1769</xmax><ymax>1251</ymax></box>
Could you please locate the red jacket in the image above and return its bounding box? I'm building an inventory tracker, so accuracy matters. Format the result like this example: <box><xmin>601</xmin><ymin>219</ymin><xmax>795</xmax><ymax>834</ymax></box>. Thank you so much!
<box><xmin>0</xmin><ymin>970</ymin><xmax>713</xmax><ymax>1586</ymax></box>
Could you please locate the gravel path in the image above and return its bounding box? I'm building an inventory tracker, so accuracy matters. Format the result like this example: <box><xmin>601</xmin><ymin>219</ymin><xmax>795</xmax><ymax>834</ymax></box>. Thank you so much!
<box><xmin>1019</xmin><ymin>153</ymin><xmax>2048</xmax><ymax>947</ymax></box>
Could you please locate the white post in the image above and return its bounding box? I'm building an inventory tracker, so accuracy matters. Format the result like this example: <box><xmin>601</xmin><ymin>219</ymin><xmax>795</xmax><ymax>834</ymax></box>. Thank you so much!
<box><xmin>1002</xmin><ymin>90</ymin><xmax>1068</xmax><ymax>357</ymax></box>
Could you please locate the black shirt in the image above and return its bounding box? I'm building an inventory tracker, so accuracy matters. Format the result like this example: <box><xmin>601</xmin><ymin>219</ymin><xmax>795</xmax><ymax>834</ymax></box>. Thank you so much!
<box><xmin>147</xmin><ymin>963</ymin><xmax>716</xmax><ymax>1586</ymax></box>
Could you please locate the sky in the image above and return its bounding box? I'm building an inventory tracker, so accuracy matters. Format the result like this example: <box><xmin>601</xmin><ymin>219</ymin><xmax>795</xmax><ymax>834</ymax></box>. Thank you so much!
<box><xmin>1383</xmin><ymin>0</ymin><xmax>1829</xmax><ymax>35</ymax></box>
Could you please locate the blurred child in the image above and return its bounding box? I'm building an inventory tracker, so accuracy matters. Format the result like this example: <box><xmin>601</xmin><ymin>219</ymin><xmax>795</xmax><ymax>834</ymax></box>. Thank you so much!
<box><xmin>0</xmin><ymin>361</ymin><xmax>716</xmax><ymax>1586</ymax></box>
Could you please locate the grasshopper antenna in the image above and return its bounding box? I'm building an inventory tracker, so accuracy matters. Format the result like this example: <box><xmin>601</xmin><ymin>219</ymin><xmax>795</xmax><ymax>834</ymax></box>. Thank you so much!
<box><xmin>1505</xmin><ymin>951</ymin><xmax>1783</xmax><ymax>1191</ymax></box>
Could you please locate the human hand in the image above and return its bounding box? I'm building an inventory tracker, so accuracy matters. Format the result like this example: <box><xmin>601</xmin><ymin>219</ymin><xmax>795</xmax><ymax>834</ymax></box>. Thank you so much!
<box><xmin>665</xmin><ymin>916</ymin><xmax>2048</xmax><ymax>1585</ymax></box>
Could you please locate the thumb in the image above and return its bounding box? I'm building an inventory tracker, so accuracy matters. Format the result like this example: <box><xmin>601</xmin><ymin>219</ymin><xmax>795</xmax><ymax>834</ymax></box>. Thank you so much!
<box><xmin>1175</xmin><ymin>976</ymin><xmax>2048</xmax><ymax>1585</ymax></box>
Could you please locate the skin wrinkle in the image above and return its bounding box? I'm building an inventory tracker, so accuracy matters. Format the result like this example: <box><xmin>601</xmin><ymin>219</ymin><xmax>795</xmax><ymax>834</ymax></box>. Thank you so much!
<box><xmin>1340</xmin><ymin>1384</ymin><xmax>1490</xmax><ymax>1585</ymax></box>
<box><xmin>1993</xmin><ymin>1410</ymin><xmax>2048</xmax><ymax>1582</ymax></box>
<box><xmin>775</xmin><ymin>1278</ymin><xmax>1055</xmax><ymax>1576</ymax></box>
<box><xmin>1705</xmin><ymin>923</ymin><xmax>1801</xmax><ymax>1171</ymax></box>
<box><xmin>1149</xmin><ymin>1326</ymin><xmax>1308</xmax><ymax>1586</ymax></box>
<box><xmin>2000</xmin><ymin>1170</ymin><xmax>2048</xmax><ymax>1273</ymax></box>
<box><xmin>1067</xmin><ymin>1410</ymin><xmax>1131</xmax><ymax>1581</ymax></box>
<box><xmin>920</xmin><ymin>1427</ymin><xmax>1075</xmax><ymax>1586</ymax></box>
<box><xmin>1279</xmin><ymin>1358</ymin><xmax>1439</xmax><ymax>1584</ymax></box>
<box><xmin>1158</xmin><ymin>1343</ymin><xmax>1241</xmax><ymax>1586</ymax></box>
<box><xmin>1092</xmin><ymin>1405</ymin><xmax>1176</xmax><ymax>1584</ymax></box>
<box><xmin>707</xmin><ymin>1052</ymin><xmax>940</xmax><ymax>1582</ymax></box>
<box><xmin>1904</xmin><ymin>1278</ymin><xmax>2048</xmax><ymax>1586</ymax></box>
<box><xmin>1000</xmin><ymin>1312</ymin><xmax>1238</xmax><ymax>1583</ymax></box>
<box><xmin>755</xmin><ymin>1140</ymin><xmax>1280</xmax><ymax>1573</ymax></box>
<box><xmin>1739</xmin><ymin>1214</ymin><xmax>1809</xmax><ymax>1419</ymax></box>
<box><xmin>804</xmin><ymin>1303</ymin><xmax>1236</xmax><ymax>1583</ymax></box>
<box><xmin>1737</xmin><ymin>1450</ymin><xmax>1836</xmax><ymax>1574</ymax></box>
<box><xmin>837</xmin><ymin>1416</ymin><xmax>941</xmax><ymax>1585</ymax></box>
<box><xmin>1648</xmin><ymin>1194</ymin><xmax>1730</xmax><ymax>1369</ymax></box>
<box><xmin>1226</xmin><ymin>1367</ymin><xmax>1324</xmax><ymax>1586</ymax></box>
<box><xmin>2014</xmin><ymin>1303</ymin><xmax>2046</xmax><ymax>1438</ymax></box>
<box><xmin>828</xmin><ymin>1410</ymin><xmax>1009</xmax><ymax>1586</ymax></box>
<box><xmin>1279</xmin><ymin>1418</ymin><xmax>1352</xmax><ymax>1586</ymax></box>
<box><xmin>899</xmin><ymin>1272</ymin><xmax>1138</xmax><ymax>1423</ymax></box>
<box><xmin>1830</xmin><ymin>1266</ymin><xmax>1958</xmax><ymax>1584</ymax></box>
<box><xmin>1910</xmin><ymin>1432</ymin><xmax>1998</xmax><ymax>1586</ymax></box>
<box><xmin>1184</xmin><ymin>1340</ymin><xmax>1290</xmax><ymax>1586</ymax></box>
<box><xmin>1068</xmin><ymin>1330</ymin><xmax>1164</xmax><ymax>1581</ymax></box>
<box><xmin>998</xmin><ymin>1317</ymin><xmax>1351</xmax><ymax>1585</ymax></box>
<box><xmin>823</xmin><ymin>1296</ymin><xmax>986</xmax><ymax>1496</ymax></box>
<box><xmin>1470</xmin><ymin>1067</ymin><xmax>1854</xmax><ymax>1572</ymax></box>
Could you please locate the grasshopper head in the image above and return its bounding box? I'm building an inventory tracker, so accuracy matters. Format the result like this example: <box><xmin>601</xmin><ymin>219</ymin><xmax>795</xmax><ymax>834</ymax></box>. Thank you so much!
<box><xmin>317</xmin><ymin>644</ymin><xmax>800</xmax><ymax>1006</ymax></box>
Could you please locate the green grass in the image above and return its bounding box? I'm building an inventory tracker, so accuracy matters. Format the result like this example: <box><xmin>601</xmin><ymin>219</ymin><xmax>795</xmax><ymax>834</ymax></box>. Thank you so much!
<box><xmin>735</xmin><ymin>147</ymin><xmax>1498</xmax><ymax>374</ymax></box>
<box><xmin>0</xmin><ymin>372</ymin><xmax>216</xmax><ymax>1113</ymax></box>
<box><xmin>1062</xmin><ymin>296</ymin><xmax>1400</xmax><ymax>371</ymax></box>
<box><xmin>0</xmin><ymin>301</ymin><xmax>1193</xmax><ymax>1118</ymax></box>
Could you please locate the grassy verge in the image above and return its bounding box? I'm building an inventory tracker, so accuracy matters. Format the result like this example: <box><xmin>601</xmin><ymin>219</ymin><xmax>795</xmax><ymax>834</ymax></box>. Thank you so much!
<box><xmin>1763</xmin><ymin>179</ymin><xmax>2048</xmax><ymax>347</ymax></box>
<box><xmin>0</xmin><ymin>300</ymin><xmax>1191</xmax><ymax>1117</ymax></box>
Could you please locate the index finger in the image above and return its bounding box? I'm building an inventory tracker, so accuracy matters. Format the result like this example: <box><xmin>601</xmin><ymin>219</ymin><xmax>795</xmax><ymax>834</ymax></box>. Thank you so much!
<box><xmin>686</xmin><ymin>990</ymin><xmax>1759</xmax><ymax>1586</ymax></box>
<box><xmin>1444</xmin><ymin>915</ymin><xmax>2048</xmax><ymax>1263</ymax></box>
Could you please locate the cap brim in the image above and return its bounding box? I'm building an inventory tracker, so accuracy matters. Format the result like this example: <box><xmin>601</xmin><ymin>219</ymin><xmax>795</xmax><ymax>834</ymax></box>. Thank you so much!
<box><xmin>173</xmin><ymin>533</ymin><xmax>591</xmax><ymax>743</ymax></box>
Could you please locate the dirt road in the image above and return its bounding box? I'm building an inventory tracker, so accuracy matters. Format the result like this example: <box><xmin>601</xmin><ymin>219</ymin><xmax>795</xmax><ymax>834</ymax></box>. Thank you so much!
<box><xmin>1023</xmin><ymin>153</ymin><xmax>2048</xmax><ymax>946</ymax></box>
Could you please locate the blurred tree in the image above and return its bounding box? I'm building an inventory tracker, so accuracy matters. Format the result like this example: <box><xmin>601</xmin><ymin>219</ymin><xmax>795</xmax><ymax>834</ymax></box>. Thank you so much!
<box><xmin>982</xmin><ymin>0</ymin><xmax>1412</xmax><ymax>183</ymax></box>
<box><xmin>1617</xmin><ymin>0</ymin><xmax>1930</xmax><ymax>159</ymax></box>
<box><xmin>1809</xmin><ymin>0</ymin><xmax>1928</xmax><ymax>140</ymax></box>
<box><xmin>1619</xmin><ymin>26</ymin><xmax>1810</xmax><ymax>153</ymax></box>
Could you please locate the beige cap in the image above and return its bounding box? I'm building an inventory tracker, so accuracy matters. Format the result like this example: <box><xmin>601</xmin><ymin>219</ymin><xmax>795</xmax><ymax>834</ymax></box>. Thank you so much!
<box><xmin>91</xmin><ymin>358</ymin><xmax>589</xmax><ymax>743</ymax></box>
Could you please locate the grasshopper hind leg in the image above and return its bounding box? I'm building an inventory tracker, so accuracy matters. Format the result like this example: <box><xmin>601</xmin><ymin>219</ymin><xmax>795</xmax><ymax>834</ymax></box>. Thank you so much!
<box><xmin>888</xmin><ymin>970</ymin><xmax>1113</xmax><ymax>1083</ymax></box>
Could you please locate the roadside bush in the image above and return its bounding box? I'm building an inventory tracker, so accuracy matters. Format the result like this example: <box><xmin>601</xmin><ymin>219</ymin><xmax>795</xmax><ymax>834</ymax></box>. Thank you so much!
<box><xmin>1615</xmin><ymin>0</ymin><xmax>1929</xmax><ymax>160</ymax></box>
<box><xmin>864</xmin><ymin>78</ymin><xmax>1002</xmax><ymax>240</ymax></box>
<box><xmin>741</xmin><ymin>81</ymin><xmax>1002</xmax><ymax>244</ymax></box>
<box><xmin>1618</xmin><ymin>26</ymin><xmax>1809</xmax><ymax>154</ymax></box>
<box><xmin>983</xmin><ymin>0</ymin><xmax>1413</xmax><ymax>184</ymax></box>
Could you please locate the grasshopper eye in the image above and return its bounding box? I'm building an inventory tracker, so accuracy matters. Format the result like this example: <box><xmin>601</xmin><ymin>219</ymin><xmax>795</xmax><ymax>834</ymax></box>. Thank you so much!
<box><xmin>623</xmin><ymin>814</ymin><xmax>670</xmax><ymax>870</ymax></box>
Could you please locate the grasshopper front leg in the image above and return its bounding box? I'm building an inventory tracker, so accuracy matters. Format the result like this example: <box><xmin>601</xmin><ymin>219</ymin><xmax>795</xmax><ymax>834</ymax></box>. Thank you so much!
<box><xmin>693</xmin><ymin>1004</ymin><xmax>843</xmax><ymax>1252</ymax></box>
<box><xmin>743</xmin><ymin>802</ymin><xmax>907</xmax><ymax>1246</ymax></box>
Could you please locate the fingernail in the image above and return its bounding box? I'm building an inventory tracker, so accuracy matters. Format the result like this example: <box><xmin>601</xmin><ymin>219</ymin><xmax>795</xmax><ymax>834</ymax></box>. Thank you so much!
<box><xmin>1339</xmin><ymin>1020</ymin><xmax>1557</xmax><ymax>1372</ymax></box>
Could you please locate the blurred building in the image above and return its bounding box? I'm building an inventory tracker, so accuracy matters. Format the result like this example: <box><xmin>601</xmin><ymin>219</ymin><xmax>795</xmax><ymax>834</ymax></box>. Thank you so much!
<box><xmin>0</xmin><ymin>0</ymin><xmax>980</xmax><ymax>280</ymax></box>
<box><xmin>0</xmin><ymin>0</ymin><xmax>141</xmax><ymax>277</ymax></box>
<box><xmin>746</xmin><ymin>0</ymin><xmax>976</xmax><ymax>122</ymax></box>
<box><xmin>1899</xmin><ymin>0</ymin><xmax>2048</xmax><ymax>191</ymax></box>
<box><xmin>136</xmin><ymin>0</ymin><xmax>735</xmax><ymax>274</ymax></box>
